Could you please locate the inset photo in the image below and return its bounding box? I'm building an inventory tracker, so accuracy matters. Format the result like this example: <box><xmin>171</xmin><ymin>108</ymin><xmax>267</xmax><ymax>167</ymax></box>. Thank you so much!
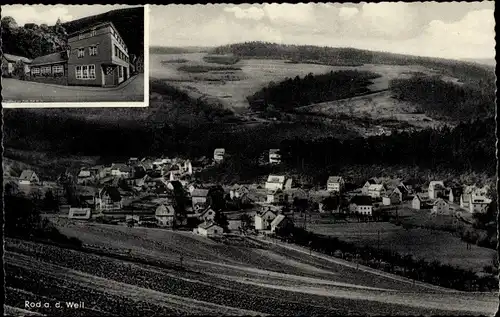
<box><xmin>1</xmin><ymin>5</ymin><xmax>147</xmax><ymax>106</ymax></box>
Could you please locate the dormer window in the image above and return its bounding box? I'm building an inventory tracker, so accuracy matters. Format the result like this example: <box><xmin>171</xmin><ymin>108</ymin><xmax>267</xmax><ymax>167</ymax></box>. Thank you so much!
<box><xmin>90</xmin><ymin>29</ymin><xmax>96</xmax><ymax>37</ymax></box>
<box><xmin>79</xmin><ymin>33</ymin><xmax>85</xmax><ymax>40</ymax></box>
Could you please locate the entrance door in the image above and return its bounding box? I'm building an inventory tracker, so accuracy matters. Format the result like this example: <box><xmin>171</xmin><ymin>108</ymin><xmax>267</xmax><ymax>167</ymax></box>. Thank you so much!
<box><xmin>102</xmin><ymin>65</ymin><xmax>117</xmax><ymax>87</ymax></box>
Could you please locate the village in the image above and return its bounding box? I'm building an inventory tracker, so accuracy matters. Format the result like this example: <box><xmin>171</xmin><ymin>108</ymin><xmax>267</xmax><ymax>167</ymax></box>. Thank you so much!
<box><xmin>11</xmin><ymin>147</ymin><xmax>494</xmax><ymax>239</ymax></box>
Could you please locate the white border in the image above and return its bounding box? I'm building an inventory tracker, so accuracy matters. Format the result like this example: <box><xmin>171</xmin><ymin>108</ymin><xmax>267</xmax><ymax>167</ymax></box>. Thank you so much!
<box><xmin>2</xmin><ymin>4</ymin><xmax>149</xmax><ymax>108</ymax></box>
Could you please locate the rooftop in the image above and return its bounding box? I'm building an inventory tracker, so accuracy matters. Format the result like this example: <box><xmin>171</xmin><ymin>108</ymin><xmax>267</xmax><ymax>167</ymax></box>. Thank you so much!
<box><xmin>31</xmin><ymin>52</ymin><xmax>66</xmax><ymax>66</ymax></box>
<box><xmin>3</xmin><ymin>53</ymin><xmax>32</xmax><ymax>64</ymax></box>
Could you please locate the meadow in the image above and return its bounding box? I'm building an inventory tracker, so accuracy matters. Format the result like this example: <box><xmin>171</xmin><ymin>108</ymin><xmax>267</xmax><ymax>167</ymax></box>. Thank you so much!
<box><xmin>307</xmin><ymin>218</ymin><xmax>496</xmax><ymax>273</ymax></box>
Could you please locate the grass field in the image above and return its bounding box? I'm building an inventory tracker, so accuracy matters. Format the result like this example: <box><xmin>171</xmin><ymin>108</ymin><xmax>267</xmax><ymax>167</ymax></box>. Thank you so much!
<box><xmin>4</xmin><ymin>218</ymin><xmax>498</xmax><ymax>316</ymax></box>
<box><xmin>307</xmin><ymin>217</ymin><xmax>495</xmax><ymax>273</ymax></box>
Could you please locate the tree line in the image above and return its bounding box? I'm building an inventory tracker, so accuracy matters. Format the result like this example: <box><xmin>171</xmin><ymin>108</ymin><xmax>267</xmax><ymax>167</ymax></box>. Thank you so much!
<box><xmin>211</xmin><ymin>41</ymin><xmax>495</xmax><ymax>88</ymax></box>
<box><xmin>274</xmin><ymin>226</ymin><xmax>498</xmax><ymax>292</ymax></box>
<box><xmin>389</xmin><ymin>76</ymin><xmax>495</xmax><ymax>121</ymax></box>
<box><xmin>247</xmin><ymin>71</ymin><xmax>380</xmax><ymax>112</ymax></box>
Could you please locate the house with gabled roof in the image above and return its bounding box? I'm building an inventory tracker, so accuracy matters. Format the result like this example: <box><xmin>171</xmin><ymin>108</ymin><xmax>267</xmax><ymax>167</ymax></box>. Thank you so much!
<box><xmin>428</xmin><ymin>181</ymin><xmax>446</xmax><ymax>199</ymax></box>
<box><xmin>155</xmin><ymin>204</ymin><xmax>176</xmax><ymax>227</ymax></box>
<box><xmin>254</xmin><ymin>208</ymin><xmax>277</xmax><ymax>230</ymax></box>
<box><xmin>327</xmin><ymin>176</ymin><xmax>345</xmax><ymax>193</ymax></box>
<box><xmin>270</xmin><ymin>214</ymin><xmax>293</xmax><ymax>233</ymax></box>
<box><xmin>197</xmin><ymin>221</ymin><xmax>223</xmax><ymax>237</ymax></box>
<box><xmin>412</xmin><ymin>194</ymin><xmax>431</xmax><ymax>210</ymax></box>
<box><xmin>265</xmin><ymin>175</ymin><xmax>286</xmax><ymax>191</ymax></box>
<box><xmin>361</xmin><ymin>178</ymin><xmax>380</xmax><ymax>195</ymax></box>
<box><xmin>18</xmin><ymin>170</ymin><xmax>40</xmax><ymax>185</ymax></box>
<box><xmin>97</xmin><ymin>186</ymin><xmax>122</xmax><ymax>211</ymax></box>
<box><xmin>191</xmin><ymin>188</ymin><xmax>209</xmax><ymax>208</ymax></box>
<box><xmin>432</xmin><ymin>198</ymin><xmax>450</xmax><ymax>215</ymax></box>
<box><xmin>111</xmin><ymin>163</ymin><xmax>133</xmax><ymax>178</ymax></box>
<box><xmin>367</xmin><ymin>184</ymin><xmax>386</xmax><ymax>199</ymax></box>
<box><xmin>2</xmin><ymin>53</ymin><xmax>32</xmax><ymax>77</ymax></box>
<box><xmin>349</xmin><ymin>195</ymin><xmax>373</xmax><ymax>216</ymax></box>
<box><xmin>197</xmin><ymin>206</ymin><xmax>216</xmax><ymax>222</ymax></box>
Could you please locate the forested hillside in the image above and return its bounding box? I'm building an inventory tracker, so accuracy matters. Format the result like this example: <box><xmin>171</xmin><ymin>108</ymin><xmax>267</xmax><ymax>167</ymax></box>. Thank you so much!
<box><xmin>247</xmin><ymin>70</ymin><xmax>381</xmax><ymax>112</ymax></box>
<box><xmin>389</xmin><ymin>76</ymin><xmax>495</xmax><ymax>121</ymax></box>
<box><xmin>1</xmin><ymin>7</ymin><xmax>143</xmax><ymax>59</ymax></box>
<box><xmin>150</xmin><ymin>46</ymin><xmax>210</xmax><ymax>54</ymax></box>
<box><xmin>1</xmin><ymin>16</ymin><xmax>67</xmax><ymax>59</ymax></box>
<box><xmin>212</xmin><ymin>42</ymin><xmax>495</xmax><ymax>88</ymax></box>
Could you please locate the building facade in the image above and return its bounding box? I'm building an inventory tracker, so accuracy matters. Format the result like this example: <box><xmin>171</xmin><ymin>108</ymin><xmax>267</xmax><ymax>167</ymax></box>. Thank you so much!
<box><xmin>67</xmin><ymin>22</ymin><xmax>130</xmax><ymax>87</ymax></box>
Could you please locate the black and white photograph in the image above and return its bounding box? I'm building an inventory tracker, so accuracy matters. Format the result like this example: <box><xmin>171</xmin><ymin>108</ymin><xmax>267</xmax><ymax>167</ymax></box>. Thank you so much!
<box><xmin>3</xmin><ymin>2</ymin><xmax>498</xmax><ymax>316</ymax></box>
<box><xmin>1</xmin><ymin>5</ymin><xmax>146</xmax><ymax>106</ymax></box>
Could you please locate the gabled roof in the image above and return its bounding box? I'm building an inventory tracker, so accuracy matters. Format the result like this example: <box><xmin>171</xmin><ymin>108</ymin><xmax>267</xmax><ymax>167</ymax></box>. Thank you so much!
<box><xmin>19</xmin><ymin>170</ymin><xmax>36</xmax><ymax>181</ymax></box>
<box><xmin>327</xmin><ymin>176</ymin><xmax>343</xmax><ymax>183</ymax></box>
<box><xmin>3</xmin><ymin>53</ymin><xmax>32</xmax><ymax>64</ymax></box>
<box><xmin>192</xmin><ymin>188</ymin><xmax>209</xmax><ymax>197</ymax></box>
<box><xmin>68</xmin><ymin>21</ymin><xmax>119</xmax><ymax>38</ymax></box>
<box><xmin>271</xmin><ymin>214</ymin><xmax>286</xmax><ymax>227</ymax></box>
<box><xmin>269</xmin><ymin>149</ymin><xmax>280</xmax><ymax>154</ymax></box>
<box><xmin>433</xmin><ymin>198</ymin><xmax>447</xmax><ymax>205</ymax></box>
<box><xmin>257</xmin><ymin>208</ymin><xmax>277</xmax><ymax>218</ymax></box>
<box><xmin>112</xmin><ymin>163</ymin><xmax>132</xmax><ymax>173</ymax></box>
<box><xmin>199</xmin><ymin>206</ymin><xmax>215</xmax><ymax>217</ymax></box>
<box><xmin>350</xmin><ymin>195</ymin><xmax>373</xmax><ymax>206</ymax></box>
<box><xmin>394</xmin><ymin>185</ymin><xmax>408</xmax><ymax>195</ymax></box>
<box><xmin>214</xmin><ymin>148</ymin><xmax>225</xmax><ymax>155</ymax></box>
<box><xmin>31</xmin><ymin>52</ymin><xmax>66</xmax><ymax>66</ymax></box>
<box><xmin>414</xmin><ymin>193</ymin><xmax>430</xmax><ymax>202</ymax></box>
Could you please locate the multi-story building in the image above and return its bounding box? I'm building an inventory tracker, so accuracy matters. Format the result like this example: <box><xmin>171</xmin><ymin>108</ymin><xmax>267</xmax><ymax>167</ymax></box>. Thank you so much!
<box><xmin>67</xmin><ymin>22</ymin><xmax>130</xmax><ymax>87</ymax></box>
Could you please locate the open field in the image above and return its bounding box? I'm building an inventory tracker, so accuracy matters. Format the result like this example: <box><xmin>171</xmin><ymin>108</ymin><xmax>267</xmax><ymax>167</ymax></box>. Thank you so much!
<box><xmin>150</xmin><ymin>53</ymin><xmax>460</xmax><ymax>113</ymax></box>
<box><xmin>307</xmin><ymin>217</ymin><xmax>496</xmax><ymax>272</ymax></box>
<box><xmin>4</xmin><ymin>218</ymin><xmax>498</xmax><ymax>316</ymax></box>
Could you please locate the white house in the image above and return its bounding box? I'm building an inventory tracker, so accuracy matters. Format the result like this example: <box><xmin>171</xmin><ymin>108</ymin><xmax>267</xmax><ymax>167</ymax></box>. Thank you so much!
<box><xmin>428</xmin><ymin>181</ymin><xmax>445</xmax><ymax>199</ymax></box>
<box><xmin>18</xmin><ymin>170</ymin><xmax>40</xmax><ymax>185</ymax></box>
<box><xmin>367</xmin><ymin>184</ymin><xmax>386</xmax><ymax>199</ymax></box>
<box><xmin>214</xmin><ymin>148</ymin><xmax>226</xmax><ymax>163</ymax></box>
<box><xmin>255</xmin><ymin>209</ymin><xmax>277</xmax><ymax>230</ymax></box>
<box><xmin>191</xmin><ymin>188</ymin><xmax>209</xmax><ymax>208</ymax></box>
<box><xmin>269</xmin><ymin>149</ymin><xmax>281</xmax><ymax>164</ymax></box>
<box><xmin>198</xmin><ymin>207</ymin><xmax>216</xmax><ymax>222</ymax></box>
<box><xmin>265</xmin><ymin>175</ymin><xmax>286</xmax><ymax>191</ymax></box>
<box><xmin>110</xmin><ymin>164</ymin><xmax>132</xmax><ymax>178</ymax></box>
<box><xmin>361</xmin><ymin>178</ymin><xmax>380</xmax><ymax>195</ymax></box>
<box><xmin>412</xmin><ymin>194</ymin><xmax>431</xmax><ymax>210</ymax></box>
<box><xmin>155</xmin><ymin>204</ymin><xmax>176</xmax><ymax>227</ymax></box>
<box><xmin>97</xmin><ymin>186</ymin><xmax>123</xmax><ymax>211</ymax></box>
<box><xmin>468</xmin><ymin>196</ymin><xmax>492</xmax><ymax>214</ymax></box>
<box><xmin>349</xmin><ymin>196</ymin><xmax>373</xmax><ymax>216</ymax></box>
<box><xmin>327</xmin><ymin>176</ymin><xmax>345</xmax><ymax>193</ymax></box>
<box><xmin>197</xmin><ymin>222</ymin><xmax>223</xmax><ymax>237</ymax></box>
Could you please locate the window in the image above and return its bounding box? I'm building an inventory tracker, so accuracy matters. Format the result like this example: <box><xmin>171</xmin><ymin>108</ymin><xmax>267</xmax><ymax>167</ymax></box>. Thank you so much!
<box><xmin>118</xmin><ymin>65</ymin><xmax>123</xmax><ymax>77</ymax></box>
<box><xmin>90</xmin><ymin>29</ymin><xmax>96</xmax><ymax>37</ymax></box>
<box><xmin>78</xmin><ymin>48</ymin><xmax>85</xmax><ymax>58</ymax></box>
<box><xmin>89</xmin><ymin>65</ymin><xmax>95</xmax><ymax>79</ymax></box>
<box><xmin>32</xmin><ymin>67</ymin><xmax>40</xmax><ymax>74</ymax></box>
<box><xmin>41</xmin><ymin>66</ymin><xmax>51</xmax><ymax>74</ymax></box>
<box><xmin>114</xmin><ymin>45</ymin><xmax>118</xmax><ymax>57</ymax></box>
<box><xmin>79</xmin><ymin>33</ymin><xmax>85</xmax><ymax>40</ymax></box>
<box><xmin>76</xmin><ymin>65</ymin><xmax>95</xmax><ymax>80</ymax></box>
<box><xmin>53</xmin><ymin>65</ymin><xmax>64</xmax><ymax>73</ymax></box>
<box><xmin>89</xmin><ymin>46</ymin><xmax>98</xmax><ymax>56</ymax></box>
<box><xmin>82</xmin><ymin>66</ymin><xmax>89</xmax><ymax>79</ymax></box>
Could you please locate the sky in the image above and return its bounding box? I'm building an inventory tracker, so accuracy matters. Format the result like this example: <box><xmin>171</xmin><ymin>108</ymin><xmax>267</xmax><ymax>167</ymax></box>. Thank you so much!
<box><xmin>2</xmin><ymin>5</ymin><xmax>140</xmax><ymax>26</ymax></box>
<box><xmin>150</xmin><ymin>2</ymin><xmax>495</xmax><ymax>60</ymax></box>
